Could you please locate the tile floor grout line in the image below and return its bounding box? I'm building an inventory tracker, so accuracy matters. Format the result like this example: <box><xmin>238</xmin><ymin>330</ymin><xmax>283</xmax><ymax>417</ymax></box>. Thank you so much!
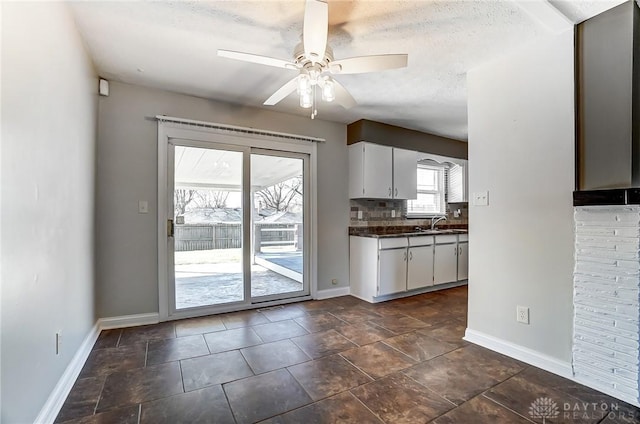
<box><xmin>92</xmin><ymin>376</ymin><xmax>109</xmax><ymax>416</ymax></box>
<box><xmin>337</xmin><ymin>353</ymin><xmax>376</xmax><ymax>382</ymax></box>
<box><xmin>480</xmin><ymin>392</ymin><xmax>537</xmax><ymax>423</ymax></box>
<box><xmin>346</xmin><ymin>390</ymin><xmax>386</xmax><ymax>423</ymax></box>
<box><xmin>379</xmin><ymin>337</ymin><xmax>424</xmax><ymax>363</ymax></box>
<box><xmin>115</xmin><ymin>330</ymin><xmax>123</xmax><ymax>348</ymax></box>
<box><xmin>402</xmin><ymin>371</ymin><xmax>459</xmax><ymax>408</ymax></box>
<box><xmin>177</xmin><ymin>360</ymin><xmax>186</xmax><ymax>394</ymax></box>
<box><xmin>219</xmin><ymin>382</ymin><xmax>239</xmax><ymax>424</ymax></box>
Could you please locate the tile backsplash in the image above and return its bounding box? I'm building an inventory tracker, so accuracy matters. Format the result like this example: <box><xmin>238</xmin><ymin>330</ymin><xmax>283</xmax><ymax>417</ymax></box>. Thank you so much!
<box><xmin>350</xmin><ymin>199</ymin><xmax>468</xmax><ymax>228</ymax></box>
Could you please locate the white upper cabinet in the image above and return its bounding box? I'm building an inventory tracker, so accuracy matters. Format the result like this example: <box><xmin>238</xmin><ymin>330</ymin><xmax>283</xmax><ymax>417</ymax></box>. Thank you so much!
<box><xmin>393</xmin><ymin>148</ymin><xmax>418</xmax><ymax>199</ymax></box>
<box><xmin>349</xmin><ymin>142</ymin><xmax>417</xmax><ymax>199</ymax></box>
<box><xmin>349</xmin><ymin>142</ymin><xmax>393</xmax><ymax>198</ymax></box>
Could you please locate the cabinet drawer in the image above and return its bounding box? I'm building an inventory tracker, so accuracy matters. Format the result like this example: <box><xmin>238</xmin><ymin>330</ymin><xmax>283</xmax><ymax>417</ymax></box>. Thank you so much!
<box><xmin>409</xmin><ymin>236</ymin><xmax>434</xmax><ymax>247</ymax></box>
<box><xmin>434</xmin><ymin>234</ymin><xmax>457</xmax><ymax>244</ymax></box>
<box><xmin>458</xmin><ymin>234</ymin><xmax>468</xmax><ymax>242</ymax></box>
<box><xmin>378</xmin><ymin>237</ymin><xmax>408</xmax><ymax>249</ymax></box>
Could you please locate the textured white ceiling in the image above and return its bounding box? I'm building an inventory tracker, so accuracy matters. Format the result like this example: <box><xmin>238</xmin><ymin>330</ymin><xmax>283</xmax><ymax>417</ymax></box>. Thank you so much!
<box><xmin>69</xmin><ymin>0</ymin><xmax>624</xmax><ymax>141</ymax></box>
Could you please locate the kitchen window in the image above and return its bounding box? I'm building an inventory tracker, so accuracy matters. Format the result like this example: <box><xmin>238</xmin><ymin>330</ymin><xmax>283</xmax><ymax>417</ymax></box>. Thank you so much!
<box><xmin>406</xmin><ymin>162</ymin><xmax>446</xmax><ymax>217</ymax></box>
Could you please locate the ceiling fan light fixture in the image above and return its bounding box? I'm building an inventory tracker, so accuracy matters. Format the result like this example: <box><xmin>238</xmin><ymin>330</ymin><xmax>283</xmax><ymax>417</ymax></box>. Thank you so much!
<box><xmin>300</xmin><ymin>88</ymin><xmax>313</xmax><ymax>108</ymax></box>
<box><xmin>297</xmin><ymin>73</ymin><xmax>310</xmax><ymax>94</ymax></box>
<box><xmin>321</xmin><ymin>77</ymin><xmax>335</xmax><ymax>102</ymax></box>
<box><xmin>219</xmin><ymin>0</ymin><xmax>408</xmax><ymax>119</ymax></box>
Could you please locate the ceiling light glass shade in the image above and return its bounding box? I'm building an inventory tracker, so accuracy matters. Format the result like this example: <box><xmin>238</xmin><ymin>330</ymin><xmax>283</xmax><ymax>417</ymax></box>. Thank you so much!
<box><xmin>297</xmin><ymin>74</ymin><xmax>311</xmax><ymax>95</ymax></box>
<box><xmin>321</xmin><ymin>77</ymin><xmax>335</xmax><ymax>102</ymax></box>
<box><xmin>300</xmin><ymin>88</ymin><xmax>313</xmax><ymax>108</ymax></box>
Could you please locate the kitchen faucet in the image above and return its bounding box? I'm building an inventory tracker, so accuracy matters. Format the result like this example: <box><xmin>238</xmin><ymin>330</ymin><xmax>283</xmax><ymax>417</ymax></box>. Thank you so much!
<box><xmin>431</xmin><ymin>216</ymin><xmax>447</xmax><ymax>230</ymax></box>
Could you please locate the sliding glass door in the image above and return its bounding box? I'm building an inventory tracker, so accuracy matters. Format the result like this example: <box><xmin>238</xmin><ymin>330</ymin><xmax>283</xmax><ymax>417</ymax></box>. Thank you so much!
<box><xmin>166</xmin><ymin>140</ymin><xmax>309</xmax><ymax>317</ymax></box>
<box><xmin>250</xmin><ymin>151</ymin><xmax>307</xmax><ymax>301</ymax></box>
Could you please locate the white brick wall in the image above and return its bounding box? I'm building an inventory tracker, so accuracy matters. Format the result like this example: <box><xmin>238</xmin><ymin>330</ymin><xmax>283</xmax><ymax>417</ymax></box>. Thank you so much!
<box><xmin>574</xmin><ymin>206</ymin><xmax>640</xmax><ymax>403</ymax></box>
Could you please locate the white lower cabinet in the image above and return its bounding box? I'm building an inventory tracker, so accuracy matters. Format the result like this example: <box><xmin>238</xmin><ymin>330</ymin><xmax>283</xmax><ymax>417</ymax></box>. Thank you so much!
<box><xmin>407</xmin><ymin>245</ymin><xmax>434</xmax><ymax>290</ymax></box>
<box><xmin>350</xmin><ymin>233</ymin><xmax>466</xmax><ymax>303</ymax></box>
<box><xmin>457</xmin><ymin>242</ymin><xmax>469</xmax><ymax>280</ymax></box>
<box><xmin>378</xmin><ymin>248</ymin><xmax>408</xmax><ymax>296</ymax></box>
<box><xmin>434</xmin><ymin>239</ymin><xmax>458</xmax><ymax>285</ymax></box>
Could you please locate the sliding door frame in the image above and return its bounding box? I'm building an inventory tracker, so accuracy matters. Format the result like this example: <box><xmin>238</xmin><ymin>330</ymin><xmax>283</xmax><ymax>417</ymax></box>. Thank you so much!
<box><xmin>157</xmin><ymin>121</ymin><xmax>318</xmax><ymax>321</ymax></box>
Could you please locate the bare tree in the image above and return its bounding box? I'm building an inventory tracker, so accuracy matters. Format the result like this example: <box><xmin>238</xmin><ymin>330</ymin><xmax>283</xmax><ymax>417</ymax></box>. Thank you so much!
<box><xmin>196</xmin><ymin>190</ymin><xmax>230</xmax><ymax>208</ymax></box>
<box><xmin>174</xmin><ymin>189</ymin><xmax>196</xmax><ymax>216</ymax></box>
<box><xmin>256</xmin><ymin>177</ymin><xmax>302</xmax><ymax>212</ymax></box>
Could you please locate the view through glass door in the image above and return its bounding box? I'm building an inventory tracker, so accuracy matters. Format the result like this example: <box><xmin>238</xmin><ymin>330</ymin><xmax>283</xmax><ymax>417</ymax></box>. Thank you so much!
<box><xmin>169</xmin><ymin>142</ymin><xmax>308</xmax><ymax>315</ymax></box>
<box><xmin>251</xmin><ymin>152</ymin><xmax>306</xmax><ymax>301</ymax></box>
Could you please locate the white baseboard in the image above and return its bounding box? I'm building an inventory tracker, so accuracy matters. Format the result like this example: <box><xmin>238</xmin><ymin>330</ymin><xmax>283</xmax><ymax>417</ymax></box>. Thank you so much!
<box><xmin>34</xmin><ymin>322</ymin><xmax>101</xmax><ymax>424</ymax></box>
<box><xmin>97</xmin><ymin>312</ymin><xmax>160</xmax><ymax>330</ymax></box>
<box><xmin>464</xmin><ymin>328</ymin><xmax>573</xmax><ymax>379</ymax></box>
<box><xmin>35</xmin><ymin>312</ymin><xmax>161</xmax><ymax>423</ymax></box>
<box><xmin>464</xmin><ymin>328</ymin><xmax>640</xmax><ymax>408</ymax></box>
<box><xmin>315</xmin><ymin>286</ymin><xmax>350</xmax><ymax>300</ymax></box>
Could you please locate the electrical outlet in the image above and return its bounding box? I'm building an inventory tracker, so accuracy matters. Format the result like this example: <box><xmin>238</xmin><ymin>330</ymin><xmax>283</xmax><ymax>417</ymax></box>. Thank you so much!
<box><xmin>138</xmin><ymin>200</ymin><xmax>149</xmax><ymax>214</ymax></box>
<box><xmin>331</xmin><ymin>278</ymin><xmax>338</xmax><ymax>285</ymax></box>
<box><xmin>516</xmin><ymin>306</ymin><xmax>530</xmax><ymax>324</ymax></box>
<box><xmin>56</xmin><ymin>331</ymin><xmax>62</xmax><ymax>355</ymax></box>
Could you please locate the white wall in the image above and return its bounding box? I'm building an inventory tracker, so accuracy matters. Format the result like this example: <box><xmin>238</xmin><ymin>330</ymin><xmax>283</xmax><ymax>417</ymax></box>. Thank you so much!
<box><xmin>96</xmin><ymin>82</ymin><xmax>349</xmax><ymax>317</ymax></box>
<box><xmin>1</xmin><ymin>3</ymin><xmax>97</xmax><ymax>423</ymax></box>
<box><xmin>466</xmin><ymin>30</ymin><xmax>575</xmax><ymax>363</ymax></box>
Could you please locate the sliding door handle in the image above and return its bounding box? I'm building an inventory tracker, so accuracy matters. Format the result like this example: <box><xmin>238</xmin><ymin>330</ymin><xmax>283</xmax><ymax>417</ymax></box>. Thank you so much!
<box><xmin>167</xmin><ymin>219</ymin><xmax>174</xmax><ymax>237</ymax></box>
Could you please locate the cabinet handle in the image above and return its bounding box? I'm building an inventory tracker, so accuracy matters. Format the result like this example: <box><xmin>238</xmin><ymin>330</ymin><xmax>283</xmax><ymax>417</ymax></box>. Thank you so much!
<box><xmin>403</xmin><ymin>251</ymin><xmax>407</xmax><ymax>261</ymax></box>
<box><xmin>459</xmin><ymin>247</ymin><xmax>462</xmax><ymax>255</ymax></box>
<box><xmin>454</xmin><ymin>246</ymin><xmax>457</xmax><ymax>256</ymax></box>
<box><xmin>388</xmin><ymin>187</ymin><xmax>392</xmax><ymax>197</ymax></box>
<box><xmin>409</xmin><ymin>251</ymin><xmax>413</xmax><ymax>260</ymax></box>
<box><xmin>395</xmin><ymin>187</ymin><xmax>398</xmax><ymax>197</ymax></box>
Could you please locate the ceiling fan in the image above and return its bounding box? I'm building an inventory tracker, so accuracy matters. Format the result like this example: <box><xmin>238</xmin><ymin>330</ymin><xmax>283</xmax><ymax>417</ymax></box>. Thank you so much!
<box><xmin>217</xmin><ymin>0</ymin><xmax>408</xmax><ymax>119</ymax></box>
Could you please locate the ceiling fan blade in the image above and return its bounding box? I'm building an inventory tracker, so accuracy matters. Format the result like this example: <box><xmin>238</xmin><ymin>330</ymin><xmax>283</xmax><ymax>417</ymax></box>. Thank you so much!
<box><xmin>332</xmin><ymin>79</ymin><xmax>357</xmax><ymax>109</ymax></box>
<box><xmin>303</xmin><ymin>0</ymin><xmax>328</xmax><ymax>63</ymax></box>
<box><xmin>330</xmin><ymin>54</ymin><xmax>408</xmax><ymax>74</ymax></box>
<box><xmin>218</xmin><ymin>49</ymin><xmax>297</xmax><ymax>70</ymax></box>
<box><xmin>264</xmin><ymin>76</ymin><xmax>299</xmax><ymax>106</ymax></box>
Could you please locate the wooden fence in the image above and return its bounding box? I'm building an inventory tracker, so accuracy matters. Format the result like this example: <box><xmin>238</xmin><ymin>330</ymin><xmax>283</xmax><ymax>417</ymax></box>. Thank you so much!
<box><xmin>175</xmin><ymin>223</ymin><xmax>299</xmax><ymax>252</ymax></box>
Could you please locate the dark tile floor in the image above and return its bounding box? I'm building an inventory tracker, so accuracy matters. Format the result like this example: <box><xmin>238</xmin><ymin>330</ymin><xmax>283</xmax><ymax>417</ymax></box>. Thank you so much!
<box><xmin>55</xmin><ymin>286</ymin><xmax>640</xmax><ymax>423</ymax></box>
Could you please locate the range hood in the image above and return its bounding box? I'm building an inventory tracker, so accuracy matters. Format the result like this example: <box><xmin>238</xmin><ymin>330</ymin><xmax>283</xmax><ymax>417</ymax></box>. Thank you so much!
<box><xmin>574</xmin><ymin>0</ymin><xmax>640</xmax><ymax>206</ymax></box>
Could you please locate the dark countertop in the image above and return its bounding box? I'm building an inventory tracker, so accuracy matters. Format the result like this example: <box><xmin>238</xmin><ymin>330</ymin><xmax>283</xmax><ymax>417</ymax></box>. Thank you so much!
<box><xmin>349</xmin><ymin>226</ymin><xmax>468</xmax><ymax>239</ymax></box>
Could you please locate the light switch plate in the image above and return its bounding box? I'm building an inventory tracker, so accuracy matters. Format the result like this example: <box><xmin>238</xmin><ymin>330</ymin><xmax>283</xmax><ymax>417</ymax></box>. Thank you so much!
<box><xmin>473</xmin><ymin>191</ymin><xmax>489</xmax><ymax>206</ymax></box>
<box><xmin>138</xmin><ymin>200</ymin><xmax>149</xmax><ymax>214</ymax></box>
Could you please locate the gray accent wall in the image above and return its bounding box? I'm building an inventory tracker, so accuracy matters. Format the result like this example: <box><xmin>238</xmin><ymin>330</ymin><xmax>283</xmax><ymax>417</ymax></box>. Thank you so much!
<box><xmin>347</xmin><ymin>119</ymin><xmax>468</xmax><ymax>159</ymax></box>
<box><xmin>577</xmin><ymin>1</ymin><xmax>639</xmax><ymax>190</ymax></box>
<box><xmin>1</xmin><ymin>3</ymin><xmax>98</xmax><ymax>422</ymax></box>
<box><xmin>96</xmin><ymin>82</ymin><xmax>349</xmax><ymax>318</ymax></box>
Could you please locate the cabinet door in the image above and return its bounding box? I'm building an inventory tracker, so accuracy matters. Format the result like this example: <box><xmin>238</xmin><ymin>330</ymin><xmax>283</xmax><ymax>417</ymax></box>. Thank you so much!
<box><xmin>457</xmin><ymin>242</ymin><xmax>468</xmax><ymax>280</ymax></box>
<box><xmin>378</xmin><ymin>249</ymin><xmax>407</xmax><ymax>296</ymax></box>
<box><xmin>363</xmin><ymin>143</ymin><xmax>393</xmax><ymax>199</ymax></box>
<box><xmin>407</xmin><ymin>245</ymin><xmax>434</xmax><ymax>290</ymax></box>
<box><xmin>434</xmin><ymin>244</ymin><xmax>458</xmax><ymax>284</ymax></box>
<box><xmin>393</xmin><ymin>148</ymin><xmax>417</xmax><ymax>199</ymax></box>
